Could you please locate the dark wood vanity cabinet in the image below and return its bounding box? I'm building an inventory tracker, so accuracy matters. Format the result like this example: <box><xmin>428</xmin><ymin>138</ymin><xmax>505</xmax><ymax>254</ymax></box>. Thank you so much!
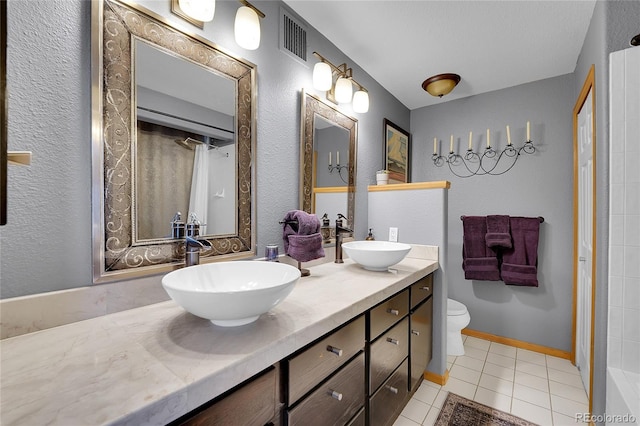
<box><xmin>175</xmin><ymin>273</ymin><xmax>433</xmax><ymax>426</ymax></box>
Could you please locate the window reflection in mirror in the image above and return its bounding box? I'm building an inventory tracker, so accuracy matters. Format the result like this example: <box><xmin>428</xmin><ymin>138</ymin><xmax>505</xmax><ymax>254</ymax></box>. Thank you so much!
<box><xmin>134</xmin><ymin>40</ymin><xmax>237</xmax><ymax>242</ymax></box>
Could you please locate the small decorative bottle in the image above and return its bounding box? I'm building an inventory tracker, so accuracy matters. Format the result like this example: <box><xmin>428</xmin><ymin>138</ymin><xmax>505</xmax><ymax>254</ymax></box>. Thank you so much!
<box><xmin>365</xmin><ymin>228</ymin><xmax>375</xmax><ymax>241</ymax></box>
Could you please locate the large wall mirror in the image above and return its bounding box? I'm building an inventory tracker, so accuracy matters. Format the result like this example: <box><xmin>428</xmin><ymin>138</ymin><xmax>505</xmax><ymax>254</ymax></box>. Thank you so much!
<box><xmin>300</xmin><ymin>90</ymin><xmax>357</xmax><ymax>239</ymax></box>
<box><xmin>91</xmin><ymin>0</ymin><xmax>256</xmax><ymax>282</ymax></box>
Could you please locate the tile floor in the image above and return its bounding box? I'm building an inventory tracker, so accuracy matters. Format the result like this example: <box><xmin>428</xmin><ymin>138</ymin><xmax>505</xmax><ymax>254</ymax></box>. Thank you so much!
<box><xmin>394</xmin><ymin>335</ymin><xmax>590</xmax><ymax>426</ymax></box>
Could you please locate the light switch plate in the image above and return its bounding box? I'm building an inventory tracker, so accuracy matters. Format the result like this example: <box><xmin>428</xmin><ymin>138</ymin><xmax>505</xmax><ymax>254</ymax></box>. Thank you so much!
<box><xmin>389</xmin><ymin>227</ymin><xmax>398</xmax><ymax>242</ymax></box>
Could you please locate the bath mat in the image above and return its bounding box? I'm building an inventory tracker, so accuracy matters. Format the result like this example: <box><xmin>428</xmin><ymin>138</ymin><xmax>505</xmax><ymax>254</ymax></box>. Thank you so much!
<box><xmin>435</xmin><ymin>392</ymin><xmax>538</xmax><ymax>426</ymax></box>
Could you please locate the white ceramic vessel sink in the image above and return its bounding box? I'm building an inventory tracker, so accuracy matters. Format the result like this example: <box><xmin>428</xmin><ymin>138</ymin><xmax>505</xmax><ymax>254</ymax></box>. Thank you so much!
<box><xmin>342</xmin><ymin>241</ymin><xmax>412</xmax><ymax>271</ymax></box>
<box><xmin>162</xmin><ymin>261</ymin><xmax>301</xmax><ymax>327</ymax></box>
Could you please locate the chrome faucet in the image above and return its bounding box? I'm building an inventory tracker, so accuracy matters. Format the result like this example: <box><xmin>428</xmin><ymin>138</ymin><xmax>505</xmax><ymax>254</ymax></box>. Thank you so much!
<box><xmin>185</xmin><ymin>236</ymin><xmax>212</xmax><ymax>267</ymax></box>
<box><xmin>335</xmin><ymin>214</ymin><xmax>353</xmax><ymax>264</ymax></box>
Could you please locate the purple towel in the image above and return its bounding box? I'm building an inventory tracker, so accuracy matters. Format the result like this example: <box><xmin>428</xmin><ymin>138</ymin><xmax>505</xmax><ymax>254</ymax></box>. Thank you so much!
<box><xmin>501</xmin><ymin>217</ymin><xmax>540</xmax><ymax>287</ymax></box>
<box><xmin>462</xmin><ymin>216</ymin><xmax>500</xmax><ymax>281</ymax></box>
<box><xmin>282</xmin><ymin>210</ymin><xmax>325</xmax><ymax>262</ymax></box>
<box><xmin>485</xmin><ymin>215</ymin><xmax>512</xmax><ymax>249</ymax></box>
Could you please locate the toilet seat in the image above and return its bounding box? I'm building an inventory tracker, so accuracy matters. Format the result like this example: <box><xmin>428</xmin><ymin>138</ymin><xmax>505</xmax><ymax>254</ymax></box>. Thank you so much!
<box><xmin>448</xmin><ymin>298</ymin><xmax>468</xmax><ymax>316</ymax></box>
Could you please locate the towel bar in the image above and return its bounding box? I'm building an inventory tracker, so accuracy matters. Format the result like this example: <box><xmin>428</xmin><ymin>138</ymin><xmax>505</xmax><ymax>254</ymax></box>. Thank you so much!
<box><xmin>460</xmin><ymin>215</ymin><xmax>544</xmax><ymax>223</ymax></box>
<box><xmin>279</xmin><ymin>219</ymin><xmax>299</xmax><ymax>225</ymax></box>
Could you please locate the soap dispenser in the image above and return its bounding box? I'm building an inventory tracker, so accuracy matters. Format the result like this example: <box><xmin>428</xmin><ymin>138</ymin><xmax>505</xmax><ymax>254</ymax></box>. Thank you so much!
<box><xmin>171</xmin><ymin>212</ymin><xmax>185</xmax><ymax>239</ymax></box>
<box><xmin>366</xmin><ymin>228</ymin><xmax>375</xmax><ymax>241</ymax></box>
<box><xmin>186</xmin><ymin>213</ymin><xmax>201</xmax><ymax>238</ymax></box>
<box><xmin>320</xmin><ymin>213</ymin><xmax>331</xmax><ymax>242</ymax></box>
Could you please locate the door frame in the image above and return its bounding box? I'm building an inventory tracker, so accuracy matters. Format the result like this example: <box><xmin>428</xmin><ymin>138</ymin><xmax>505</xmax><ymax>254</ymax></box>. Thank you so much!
<box><xmin>571</xmin><ymin>64</ymin><xmax>596</xmax><ymax>413</ymax></box>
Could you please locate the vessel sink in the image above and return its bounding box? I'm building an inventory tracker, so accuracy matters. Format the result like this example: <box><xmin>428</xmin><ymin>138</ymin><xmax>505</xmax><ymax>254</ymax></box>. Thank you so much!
<box><xmin>341</xmin><ymin>241</ymin><xmax>412</xmax><ymax>271</ymax></box>
<box><xmin>162</xmin><ymin>261</ymin><xmax>301</xmax><ymax>327</ymax></box>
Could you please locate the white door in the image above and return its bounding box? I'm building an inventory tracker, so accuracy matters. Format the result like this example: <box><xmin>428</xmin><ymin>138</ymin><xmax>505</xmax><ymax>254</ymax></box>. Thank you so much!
<box><xmin>576</xmin><ymin>89</ymin><xmax>593</xmax><ymax>396</ymax></box>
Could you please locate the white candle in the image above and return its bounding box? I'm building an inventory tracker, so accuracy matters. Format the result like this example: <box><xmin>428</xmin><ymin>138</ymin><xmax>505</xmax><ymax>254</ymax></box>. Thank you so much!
<box><xmin>450</xmin><ymin>135</ymin><xmax>454</xmax><ymax>153</ymax></box>
<box><xmin>487</xmin><ymin>129</ymin><xmax>490</xmax><ymax>148</ymax></box>
<box><xmin>506</xmin><ymin>125</ymin><xmax>511</xmax><ymax>145</ymax></box>
<box><xmin>336</xmin><ymin>151</ymin><xmax>340</xmax><ymax>165</ymax></box>
<box><xmin>527</xmin><ymin>121</ymin><xmax>531</xmax><ymax>141</ymax></box>
<box><xmin>468</xmin><ymin>131</ymin><xmax>473</xmax><ymax>150</ymax></box>
<box><xmin>329</xmin><ymin>151</ymin><xmax>332</xmax><ymax>166</ymax></box>
<box><xmin>433</xmin><ymin>137</ymin><xmax>437</xmax><ymax>155</ymax></box>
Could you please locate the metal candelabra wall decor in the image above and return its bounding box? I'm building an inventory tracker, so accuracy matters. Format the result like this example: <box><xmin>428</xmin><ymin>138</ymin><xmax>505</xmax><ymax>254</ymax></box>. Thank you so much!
<box><xmin>328</xmin><ymin>151</ymin><xmax>349</xmax><ymax>184</ymax></box>
<box><xmin>431</xmin><ymin>121</ymin><xmax>536</xmax><ymax>178</ymax></box>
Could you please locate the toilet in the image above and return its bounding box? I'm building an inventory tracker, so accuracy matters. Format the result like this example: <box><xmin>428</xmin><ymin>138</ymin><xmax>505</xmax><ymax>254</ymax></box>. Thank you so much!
<box><xmin>447</xmin><ymin>298</ymin><xmax>471</xmax><ymax>356</ymax></box>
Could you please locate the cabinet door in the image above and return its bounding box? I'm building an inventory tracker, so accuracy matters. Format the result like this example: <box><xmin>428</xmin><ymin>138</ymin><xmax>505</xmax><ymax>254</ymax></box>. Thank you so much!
<box><xmin>369</xmin><ymin>317</ymin><xmax>409</xmax><ymax>394</ymax></box>
<box><xmin>410</xmin><ymin>298</ymin><xmax>432</xmax><ymax>391</ymax></box>
<box><xmin>287</xmin><ymin>352</ymin><xmax>365</xmax><ymax>426</ymax></box>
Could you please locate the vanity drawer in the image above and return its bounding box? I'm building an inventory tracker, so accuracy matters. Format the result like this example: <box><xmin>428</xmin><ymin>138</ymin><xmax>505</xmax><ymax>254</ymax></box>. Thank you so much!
<box><xmin>410</xmin><ymin>274</ymin><xmax>433</xmax><ymax>309</ymax></box>
<box><xmin>346</xmin><ymin>407</ymin><xmax>366</xmax><ymax>426</ymax></box>
<box><xmin>370</xmin><ymin>290</ymin><xmax>409</xmax><ymax>340</ymax></box>
<box><xmin>369</xmin><ymin>317</ymin><xmax>409</xmax><ymax>394</ymax></box>
<box><xmin>370</xmin><ymin>359</ymin><xmax>409</xmax><ymax>426</ymax></box>
<box><xmin>178</xmin><ymin>365</ymin><xmax>277</xmax><ymax>426</ymax></box>
<box><xmin>287</xmin><ymin>352</ymin><xmax>365</xmax><ymax>426</ymax></box>
<box><xmin>288</xmin><ymin>315</ymin><xmax>365</xmax><ymax>405</ymax></box>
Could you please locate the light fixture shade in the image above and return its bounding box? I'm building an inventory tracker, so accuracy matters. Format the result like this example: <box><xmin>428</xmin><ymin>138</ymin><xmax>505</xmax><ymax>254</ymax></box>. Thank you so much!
<box><xmin>352</xmin><ymin>90</ymin><xmax>369</xmax><ymax>113</ymax></box>
<box><xmin>178</xmin><ymin>0</ymin><xmax>215</xmax><ymax>22</ymax></box>
<box><xmin>422</xmin><ymin>73</ymin><xmax>461</xmax><ymax>98</ymax></box>
<box><xmin>334</xmin><ymin>77</ymin><xmax>353</xmax><ymax>103</ymax></box>
<box><xmin>235</xmin><ymin>6</ymin><xmax>260</xmax><ymax>50</ymax></box>
<box><xmin>313</xmin><ymin>62</ymin><xmax>332</xmax><ymax>91</ymax></box>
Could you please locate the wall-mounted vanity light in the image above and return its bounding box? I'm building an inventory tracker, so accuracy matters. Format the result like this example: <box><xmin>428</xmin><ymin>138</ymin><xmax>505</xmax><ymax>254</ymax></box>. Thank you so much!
<box><xmin>234</xmin><ymin>1</ymin><xmax>265</xmax><ymax>50</ymax></box>
<box><xmin>171</xmin><ymin>0</ymin><xmax>215</xmax><ymax>28</ymax></box>
<box><xmin>312</xmin><ymin>52</ymin><xmax>369</xmax><ymax>113</ymax></box>
<box><xmin>171</xmin><ymin>0</ymin><xmax>265</xmax><ymax>51</ymax></box>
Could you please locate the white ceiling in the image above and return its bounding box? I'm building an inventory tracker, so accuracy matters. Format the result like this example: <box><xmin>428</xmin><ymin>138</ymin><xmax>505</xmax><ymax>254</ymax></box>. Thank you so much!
<box><xmin>283</xmin><ymin>0</ymin><xmax>597</xmax><ymax>110</ymax></box>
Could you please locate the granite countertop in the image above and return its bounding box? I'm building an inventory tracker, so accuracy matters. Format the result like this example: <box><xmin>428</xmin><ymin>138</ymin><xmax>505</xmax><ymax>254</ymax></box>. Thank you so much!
<box><xmin>0</xmin><ymin>252</ymin><xmax>438</xmax><ymax>425</ymax></box>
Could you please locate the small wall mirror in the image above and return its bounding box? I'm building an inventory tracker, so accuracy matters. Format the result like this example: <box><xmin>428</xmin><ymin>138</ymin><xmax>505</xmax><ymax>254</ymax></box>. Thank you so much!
<box><xmin>299</xmin><ymin>90</ymin><xmax>357</xmax><ymax>239</ymax></box>
<box><xmin>92</xmin><ymin>0</ymin><xmax>256</xmax><ymax>282</ymax></box>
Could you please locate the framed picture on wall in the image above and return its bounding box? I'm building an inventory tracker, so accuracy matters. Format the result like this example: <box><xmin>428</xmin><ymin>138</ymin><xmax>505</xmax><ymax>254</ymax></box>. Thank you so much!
<box><xmin>383</xmin><ymin>118</ymin><xmax>411</xmax><ymax>183</ymax></box>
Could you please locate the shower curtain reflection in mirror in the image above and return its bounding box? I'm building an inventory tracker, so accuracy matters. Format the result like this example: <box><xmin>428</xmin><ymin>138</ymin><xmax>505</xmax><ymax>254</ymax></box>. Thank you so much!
<box><xmin>189</xmin><ymin>143</ymin><xmax>210</xmax><ymax>233</ymax></box>
<box><xmin>135</xmin><ymin>121</ymin><xmax>236</xmax><ymax>241</ymax></box>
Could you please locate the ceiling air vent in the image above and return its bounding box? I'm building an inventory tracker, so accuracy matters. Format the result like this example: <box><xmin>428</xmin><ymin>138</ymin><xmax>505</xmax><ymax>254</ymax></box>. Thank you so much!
<box><xmin>280</xmin><ymin>8</ymin><xmax>307</xmax><ymax>63</ymax></box>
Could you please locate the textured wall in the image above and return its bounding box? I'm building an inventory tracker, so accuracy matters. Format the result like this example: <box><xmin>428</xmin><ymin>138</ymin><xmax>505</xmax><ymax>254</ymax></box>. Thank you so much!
<box><xmin>411</xmin><ymin>74</ymin><xmax>575</xmax><ymax>352</ymax></box>
<box><xmin>1</xmin><ymin>0</ymin><xmax>409</xmax><ymax>298</ymax></box>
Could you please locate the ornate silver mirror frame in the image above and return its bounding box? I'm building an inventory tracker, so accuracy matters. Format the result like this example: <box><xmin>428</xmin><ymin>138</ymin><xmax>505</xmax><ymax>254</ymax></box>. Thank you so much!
<box><xmin>299</xmin><ymin>90</ymin><xmax>357</xmax><ymax>230</ymax></box>
<box><xmin>91</xmin><ymin>0</ymin><xmax>256</xmax><ymax>283</ymax></box>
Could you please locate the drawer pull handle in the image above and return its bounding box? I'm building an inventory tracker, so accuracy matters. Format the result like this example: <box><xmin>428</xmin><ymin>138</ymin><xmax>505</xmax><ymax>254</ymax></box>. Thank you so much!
<box><xmin>326</xmin><ymin>345</ymin><xmax>343</xmax><ymax>357</ymax></box>
<box><xmin>411</xmin><ymin>330</ymin><xmax>420</xmax><ymax>336</ymax></box>
<box><xmin>386</xmin><ymin>385</ymin><xmax>399</xmax><ymax>394</ymax></box>
<box><xmin>387</xmin><ymin>308</ymin><xmax>400</xmax><ymax>316</ymax></box>
<box><xmin>421</xmin><ymin>286</ymin><xmax>430</xmax><ymax>291</ymax></box>
<box><xmin>329</xmin><ymin>390</ymin><xmax>343</xmax><ymax>401</ymax></box>
<box><xmin>386</xmin><ymin>337</ymin><xmax>400</xmax><ymax>345</ymax></box>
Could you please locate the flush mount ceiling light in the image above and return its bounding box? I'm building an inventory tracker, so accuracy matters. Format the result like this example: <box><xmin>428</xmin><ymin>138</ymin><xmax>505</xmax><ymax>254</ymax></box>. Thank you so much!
<box><xmin>171</xmin><ymin>0</ymin><xmax>215</xmax><ymax>28</ymax></box>
<box><xmin>234</xmin><ymin>0</ymin><xmax>265</xmax><ymax>50</ymax></box>
<box><xmin>312</xmin><ymin>51</ymin><xmax>370</xmax><ymax>113</ymax></box>
<box><xmin>422</xmin><ymin>73</ymin><xmax>461</xmax><ymax>98</ymax></box>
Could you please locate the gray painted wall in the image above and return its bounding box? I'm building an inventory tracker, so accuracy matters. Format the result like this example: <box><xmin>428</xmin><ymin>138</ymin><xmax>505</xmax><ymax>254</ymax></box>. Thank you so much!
<box><xmin>410</xmin><ymin>74</ymin><xmax>575</xmax><ymax>352</ymax></box>
<box><xmin>1</xmin><ymin>0</ymin><xmax>409</xmax><ymax>298</ymax></box>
